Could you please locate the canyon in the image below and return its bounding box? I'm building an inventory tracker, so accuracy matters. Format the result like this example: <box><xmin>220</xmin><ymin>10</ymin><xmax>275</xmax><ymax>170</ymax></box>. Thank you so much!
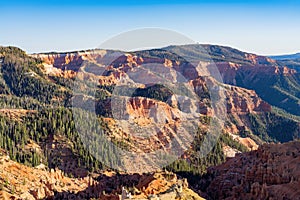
<box><xmin>0</xmin><ymin>44</ymin><xmax>299</xmax><ymax>199</ymax></box>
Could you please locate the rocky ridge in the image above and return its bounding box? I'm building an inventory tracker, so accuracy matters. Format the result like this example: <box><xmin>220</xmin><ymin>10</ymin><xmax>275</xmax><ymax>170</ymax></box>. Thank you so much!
<box><xmin>33</xmin><ymin>51</ymin><xmax>272</xmax><ymax>115</ymax></box>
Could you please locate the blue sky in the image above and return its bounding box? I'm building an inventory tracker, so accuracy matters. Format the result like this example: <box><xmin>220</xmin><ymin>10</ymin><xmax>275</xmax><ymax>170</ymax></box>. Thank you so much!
<box><xmin>1</xmin><ymin>0</ymin><xmax>300</xmax><ymax>55</ymax></box>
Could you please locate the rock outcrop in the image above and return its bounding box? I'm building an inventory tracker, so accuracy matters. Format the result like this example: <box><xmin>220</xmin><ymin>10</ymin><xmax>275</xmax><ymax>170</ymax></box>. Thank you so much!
<box><xmin>37</xmin><ymin>51</ymin><xmax>271</xmax><ymax>116</ymax></box>
<box><xmin>0</xmin><ymin>152</ymin><xmax>203</xmax><ymax>199</ymax></box>
<box><xmin>0</xmin><ymin>153</ymin><xmax>89</xmax><ymax>200</ymax></box>
<box><xmin>224</xmin><ymin>85</ymin><xmax>271</xmax><ymax>114</ymax></box>
<box><xmin>212</xmin><ymin>62</ymin><xmax>297</xmax><ymax>86</ymax></box>
<box><xmin>199</xmin><ymin>141</ymin><xmax>300</xmax><ymax>200</ymax></box>
<box><xmin>35</xmin><ymin>50</ymin><xmax>275</xmax><ymax>157</ymax></box>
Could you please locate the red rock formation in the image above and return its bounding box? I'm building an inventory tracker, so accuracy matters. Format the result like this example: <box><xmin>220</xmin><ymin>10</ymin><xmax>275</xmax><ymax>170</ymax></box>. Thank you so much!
<box><xmin>224</xmin><ymin>85</ymin><xmax>271</xmax><ymax>113</ymax></box>
<box><xmin>190</xmin><ymin>77</ymin><xmax>271</xmax><ymax>114</ymax></box>
<box><xmin>199</xmin><ymin>141</ymin><xmax>300</xmax><ymax>200</ymax></box>
<box><xmin>34</xmin><ymin>53</ymin><xmax>84</xmax><ymax>71</ymax></box>
<box><xmin>35</xmin><ymin>50</ymin><xmax>274</xmax><ymax>158</ymax></box>
<box><xmin>32</xmin><ymin>50</ymin><xmax>108</xmax><ymax>72</ymax></box>
<box><xmin>245</xmin><ymin>53</ymin><xmax>277</xmax><ymax>65</ymax></box>
<box><xmin>0</xmin><ymin>154</ymin><xmax>202</xmax><ymax>199</ymax></box>
<box><xmin>210</xmin><ymin>61</ymin><xmax>297</xmax><ymax>86</ymax></box>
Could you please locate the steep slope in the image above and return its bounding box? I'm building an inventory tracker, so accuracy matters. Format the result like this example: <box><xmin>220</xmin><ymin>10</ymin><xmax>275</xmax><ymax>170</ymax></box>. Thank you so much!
<box><xmin>270</xmin><ymin>52</ymin><xmax>300</xmax><ymax>71</ymax></box>
<box><xmin>165</xmin><ymin>44</ymin><xmax>300</xmax><ymax>116</ymax></box>
<box><xmin>198</xmin><ymin>141</ymin><xmax>300</xmax><ymax>200</ymax></box>
<box><xmin>0</xmin><ymin>151</ymin><xmax>89</xmax><ymax>200</ymax></box>
<box><xmin>272</xmin><ymin>56</ymin><xmax>300</xmax><ymax>72</ymax></box>
<box><xmin>0</xmin><ymin>151</ymin><xmax>203</xmax><ymax>200</ymax></box>
<box><xmin>0</xmin><ymin>45</ymin><xmax>299</xmax><ymax>199</ymax></box>
<box><xmin>34</xmin><ymin>49</ymin><xmax>299</xmax><ymax>146</ymax></box>
<box><xmin>0</xmin><ymin>46</ymin><xmax>71</xmax><ymax>106</ymax></box>
<box><xmin>214</xmin><ymin>62</ymin><xmax>300</xmax><ymax>115</ymax></box>
<box><xmin>33</xmin><ymin>48</ymin><xmax>299</xmax><ymax>172</ymax></box>
<box><xmin>0</xmin><ymin>47</ymin><xmax>104</xmax><ymax>175</ymax></box>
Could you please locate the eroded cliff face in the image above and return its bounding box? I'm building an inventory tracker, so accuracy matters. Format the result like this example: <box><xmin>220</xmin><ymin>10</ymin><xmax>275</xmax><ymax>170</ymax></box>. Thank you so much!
<box><xmin>2</xmin><ymin>46</ymin><xmax>299</xmax><ymax>199</ymax></box>
<box><xmin>34</xmin><ymin>51</ymin><xmax>296</xmax><ymax>85</ymax></box>
<box><xmin>198</xmin><ymin>141</ymin><xmax>300</xmax><ymax>200</ymax></box>
<box><xmin>0</xmin><ymin>153</ymin><xmax>203</xmax><ymax>200</ymax></box>
<box><xmin>32</xmin><ymin>50</ymin><xmax>108</xmax><ymax>71</ymax></box>
<box><xmin>224</xmin><ymin>85</ymin><xmax>271</xmax><ymax>114</ymax></box>
<box><xmin>33</xmin><ymin>51</ymin><xmax>275</xmax><ymax>156</ymax></box>
<box><xmin>244</xmin><ymin>53</ymin><xmax>277</xmax><ymax>66</ymax></box>
<box><xmin>210</xmin><ymin>62</ymin><xmax>297</xmax><ymax>86</ymax></box>
<box><xmin>0</xmin><ymin>153</ymin><xmax>89</xmax><ymax>200</ymax></box>
<box><xmin>35</xmin><ymin>51</ymin><xmax>271</xmax><ymax>115</ymax></box>
<box><xmin>106</xmin><ymin>96</ymin><xmax>188</xmax><ymax>154</ymax></box>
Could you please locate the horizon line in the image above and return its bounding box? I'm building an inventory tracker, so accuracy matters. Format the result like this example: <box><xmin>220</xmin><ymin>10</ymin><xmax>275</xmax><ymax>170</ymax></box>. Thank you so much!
<box><xmin>1</xmin><ymin>43</ymin><xmax>299</xmax><ymax>57</ymax></box>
